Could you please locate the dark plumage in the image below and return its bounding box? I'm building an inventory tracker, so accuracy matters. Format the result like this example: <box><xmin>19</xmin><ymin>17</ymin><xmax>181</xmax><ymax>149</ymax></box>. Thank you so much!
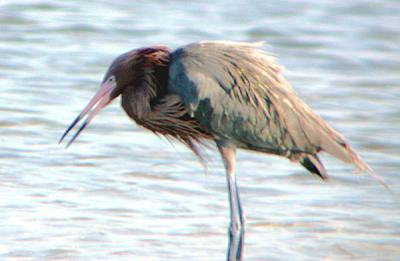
<box><xmin>111</xmin><ymin>47</ymin><xmax>212</xmax><ymax>156</ymax></box>
<box><xmin>60</xmin><ymin>41</ymin><xmax>375</xmax><ymax>261</ymax></box>
<box><xmin>168</xmin><ymin>42</ymin><xmax>371</xmax><ymax>174</ymax></box>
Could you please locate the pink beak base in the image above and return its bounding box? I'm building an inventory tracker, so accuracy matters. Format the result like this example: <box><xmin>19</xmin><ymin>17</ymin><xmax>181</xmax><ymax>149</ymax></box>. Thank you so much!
<box><xmin>59</xmin><ymin>81</ymin><xmax>116</xmax><ymax>147</ymax></box>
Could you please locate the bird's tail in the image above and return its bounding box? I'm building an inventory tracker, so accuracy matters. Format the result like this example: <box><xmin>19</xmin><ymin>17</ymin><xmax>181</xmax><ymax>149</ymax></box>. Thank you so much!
<box><xmin>318</xmin><ymin>130</ymin><xmax>389</xmax><ymax>189</ymax></box>
<box><xmin>333</xmin><ymin>141</ymin><xmax>372</xmax><ymax>172</ymax></box>
<box><xmin>334</xmin><ymin>142</ymin><xmax>390</xmax><ymax>189</ymax></box>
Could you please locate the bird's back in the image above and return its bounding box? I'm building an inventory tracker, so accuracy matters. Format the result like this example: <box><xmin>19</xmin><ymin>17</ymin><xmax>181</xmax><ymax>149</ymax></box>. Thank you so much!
<box><xmin>168</xmin><ymin>41</ymin><xmax>372</xmax><ymax>176</ymax></box>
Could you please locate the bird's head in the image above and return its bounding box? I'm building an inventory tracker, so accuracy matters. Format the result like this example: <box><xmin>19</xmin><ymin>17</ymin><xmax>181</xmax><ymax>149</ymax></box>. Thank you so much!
<box><xmin>59</xmin><ymin>46</ymin><xmax>170</xmax><ymax>147</ymax></box>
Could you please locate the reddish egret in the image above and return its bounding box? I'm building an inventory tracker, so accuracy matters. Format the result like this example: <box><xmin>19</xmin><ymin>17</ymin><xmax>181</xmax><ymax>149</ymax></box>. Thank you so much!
<box><xmin>60</xmin><ymin>41</ymin><xmax>375</xmax><ymax>261</ymax></box>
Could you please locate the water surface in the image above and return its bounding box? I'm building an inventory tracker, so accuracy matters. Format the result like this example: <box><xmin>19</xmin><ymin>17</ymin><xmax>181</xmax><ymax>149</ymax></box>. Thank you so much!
<box><xmin>0</xmin><ymin>0</ymin><xmax>399</xmax><ymax>260</ymax></box>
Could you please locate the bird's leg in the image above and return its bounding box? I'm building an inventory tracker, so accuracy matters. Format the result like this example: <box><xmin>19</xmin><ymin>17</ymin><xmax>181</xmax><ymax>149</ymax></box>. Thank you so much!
<box><xmin>218</xmin><ymin>144</ymin><xmax>245</xmax><ymax>261</ymax></box>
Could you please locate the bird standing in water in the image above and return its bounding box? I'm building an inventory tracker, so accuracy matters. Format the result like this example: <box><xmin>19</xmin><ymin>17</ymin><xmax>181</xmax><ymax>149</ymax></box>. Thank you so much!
<box><xmin>60</xmin><ymin>41</ymin><xmax>373</xmax><ymax>261</ymax></box>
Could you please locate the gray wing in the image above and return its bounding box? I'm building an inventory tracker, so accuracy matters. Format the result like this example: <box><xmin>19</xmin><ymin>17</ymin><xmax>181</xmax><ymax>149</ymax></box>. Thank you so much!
<box><xmin>168</xmin><ymin>41</ymin><xmax>370</xmax><ymax>172</ymax></box>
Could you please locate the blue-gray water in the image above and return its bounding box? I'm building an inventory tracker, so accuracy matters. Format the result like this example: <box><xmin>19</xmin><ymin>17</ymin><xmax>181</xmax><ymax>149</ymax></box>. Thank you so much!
<box><xmin>1</xmin><ymin>0</ymin><xmax>399</xmax><ymax>260</ymax></box>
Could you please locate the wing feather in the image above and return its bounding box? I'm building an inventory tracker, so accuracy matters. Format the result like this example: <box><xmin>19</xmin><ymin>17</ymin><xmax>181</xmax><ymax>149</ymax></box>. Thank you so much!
<box><xmin>168</xmin><ymin>41</ymin><xmax>371</xmax><ymax>173</ymax></box>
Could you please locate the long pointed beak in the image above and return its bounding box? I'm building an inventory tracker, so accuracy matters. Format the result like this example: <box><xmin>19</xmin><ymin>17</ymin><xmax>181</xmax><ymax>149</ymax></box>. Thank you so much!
<box><xmin>59</xmin><ymin>81</ymin><xmax>117</xmax><ymax>147</ymax></box>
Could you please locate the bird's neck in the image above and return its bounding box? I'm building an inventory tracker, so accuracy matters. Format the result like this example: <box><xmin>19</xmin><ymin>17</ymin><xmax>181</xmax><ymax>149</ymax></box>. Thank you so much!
<box><xmin>121</xmin><ymin>47</ymin><xmax>171</xmax><ymax>121</ymax></box>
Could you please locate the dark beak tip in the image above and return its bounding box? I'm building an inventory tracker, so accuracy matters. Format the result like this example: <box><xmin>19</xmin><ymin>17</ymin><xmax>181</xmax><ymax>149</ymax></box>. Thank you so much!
<box><xmin>58</xmin><ymin>130</ymin><xmax>70</xmax><ymax>145</ymax></box>
<box><xmin>65</xmin><ymin>121</ymin><xmax>88</xmax><ymax>148</ymax></box>
<box><xmin>58</xmin><ymin>115</ymin><xmax>82</xmax><ymax>146</ymax></box>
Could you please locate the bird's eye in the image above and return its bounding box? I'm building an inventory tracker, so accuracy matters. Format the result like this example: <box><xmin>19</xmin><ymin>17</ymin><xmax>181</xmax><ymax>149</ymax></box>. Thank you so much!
<box><xmin>108</xmin><ymin>76</ymin><xmax>115</xmax><ymax>83</ymax></box>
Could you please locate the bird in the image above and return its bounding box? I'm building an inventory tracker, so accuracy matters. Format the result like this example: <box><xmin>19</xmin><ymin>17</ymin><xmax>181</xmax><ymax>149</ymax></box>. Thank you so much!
<box><xmin>60</xmin><ymin>41</ymin><xmax>376</xmax><ymax>261</ymax></box>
